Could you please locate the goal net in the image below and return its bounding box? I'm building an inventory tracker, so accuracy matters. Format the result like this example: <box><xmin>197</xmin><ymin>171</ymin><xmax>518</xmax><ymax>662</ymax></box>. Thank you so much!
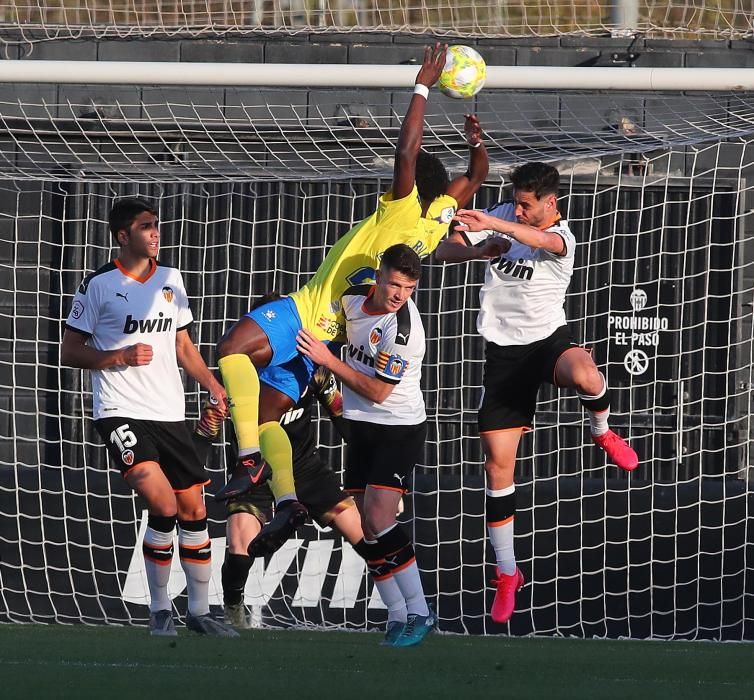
<box><xmin>0</xmin><ymin>0</ymin><xmax>752</xmax><ymax>40</ymax></box>
<box><xmin>1</xmin><ymin>73</ymin><xmax>754</xmax><ymax>640</ymax></box>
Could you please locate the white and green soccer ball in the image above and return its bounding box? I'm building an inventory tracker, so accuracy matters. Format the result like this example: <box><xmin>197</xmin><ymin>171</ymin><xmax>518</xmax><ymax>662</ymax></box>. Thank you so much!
<box><xmin>438</xmin><ymin>45</ymin><xmax>486</xmax><ymax>99</ymax></box>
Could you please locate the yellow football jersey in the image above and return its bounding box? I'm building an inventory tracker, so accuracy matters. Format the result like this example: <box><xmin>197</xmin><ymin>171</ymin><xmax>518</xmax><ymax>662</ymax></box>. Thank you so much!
<box><xmin>290</xmin><ymin>186</ymin><xmax>457</xmax><ymax>343</ymax></box>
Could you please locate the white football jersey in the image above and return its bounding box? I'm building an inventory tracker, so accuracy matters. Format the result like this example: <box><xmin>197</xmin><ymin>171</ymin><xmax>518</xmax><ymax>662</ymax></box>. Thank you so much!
<box><xmin>462</xmin><ymin>202</ymin><xmax>576</xmax><ymax>346</ymax></box>
<box><xmin>65</xmin><ymin>259</ymin><xmax>194</xmax><ymax>421</ymax></box>
<box><xmin>340</xmin><ymin>286</ymin><xmax>426</xmax><ymax>425</ymax></box>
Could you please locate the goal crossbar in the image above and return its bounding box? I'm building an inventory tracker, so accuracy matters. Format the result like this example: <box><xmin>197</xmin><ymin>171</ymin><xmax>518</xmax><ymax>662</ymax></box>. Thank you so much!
<box><xmin>2</xmin><ymin>61</ymin><xmax>754</xmax><ymax>91</ymax></box>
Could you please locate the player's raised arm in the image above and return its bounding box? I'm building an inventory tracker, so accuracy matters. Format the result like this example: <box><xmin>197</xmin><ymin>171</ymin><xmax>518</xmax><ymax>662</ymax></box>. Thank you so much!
<box><xmin>453</xmin><ymin>208</ymin><xmax>499</xmax><ymax>232</ymax></box>
<box><xmin>435</xmin><ymin>205</ymin><xmax>511</xmax><ymax>264</ymax></box>
<box><xmin>435</xmin><ymin>230</ymin><xmax>511</xmax><ymax>264</ymax></box>
<box><xmin>455</xmin><ymin>208</ymin><xmax>565</xmax><ymax>254</ymax></box>
<box><xmin>391</xmin><ymin>43</ymin><xmax>446</xmax><ymax>200</ymax></box>
<box><xmin>445</xmin><ymin>114</ymin><xmax>489</xmax><ymax>209</ymax></box>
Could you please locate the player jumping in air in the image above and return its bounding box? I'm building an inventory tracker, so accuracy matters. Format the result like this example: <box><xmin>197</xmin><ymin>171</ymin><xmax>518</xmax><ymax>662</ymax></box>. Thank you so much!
<box><xmin>215</xmin><ymin>43</ymin><xmax>490</xmax><ymax>559</ymax></box>
<box><xmin>436</xmin><ymin>162</ymin><xmax>639</xmax><ymax>625</ymax></box>
<box><xmin>191</xmin><ymin>295</ymin><xmax>364</xmax><ymax>625</ymax></box>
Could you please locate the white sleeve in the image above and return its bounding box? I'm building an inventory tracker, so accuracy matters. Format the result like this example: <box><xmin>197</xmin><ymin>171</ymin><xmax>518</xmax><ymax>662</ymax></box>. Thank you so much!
<box><xmin>65</xmin><ymin>276</ymin><xmax>100</xmax><ymax>336</ymax></box>
<box><xmin>461</xmin><ymin>201</ymin><xmax>517</xmax><ymax>247</ymax></box>
<box><xmin>542</xmin><ymin>221</ymin><xmax>577</xmax><ymax>260</ymax></box>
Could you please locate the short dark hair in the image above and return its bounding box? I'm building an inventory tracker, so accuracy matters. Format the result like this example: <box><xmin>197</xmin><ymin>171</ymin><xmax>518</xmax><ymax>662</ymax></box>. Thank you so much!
<box><xmin>109</xmin><ymin>197</ymin><xmax>158</xmax><ymax>243</ymax></box>
<box><xmin>510</xmin><ymin>162</ymin><xmax>560</xmax><ymax>200</ymax></box>
<box><xmin>250</xmin><ymin>291</ymin><xmax>282</xmax><ymax>311</ymax></box>
<box><xmin>415</xmin><ymin>150</ymin><xmax>450</xmax><ymax>202</ymax></box>
<box><xmin>379</xmin><ymin>243</ymin><xmax>422</xmax><ymax>281</ymax></box>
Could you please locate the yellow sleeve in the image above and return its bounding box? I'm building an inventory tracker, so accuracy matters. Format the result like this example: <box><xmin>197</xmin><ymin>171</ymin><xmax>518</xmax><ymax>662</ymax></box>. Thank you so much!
<box><xmin>417</xmin><ymin>193</ymin><xmax>459</xmax><ymax>254</ymax></box>
<box><xmin>374</xmin><ymin>186</ymin><xmax>422</xmax><ymax>230</ymax></box>
<box><xmin>425</xmin><ymin>193</ymin><xmax>458</xmax><ymax>223</ymax></box>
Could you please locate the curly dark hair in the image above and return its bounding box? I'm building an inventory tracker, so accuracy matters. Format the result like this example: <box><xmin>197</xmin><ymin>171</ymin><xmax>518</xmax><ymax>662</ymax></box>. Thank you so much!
<box><xmin>415</xmin><ymin>150</ymin><xmax>450</xmax><ymax>202</ymax></box>
<box><xmin>510</xmin><ymin>162</ymin><xmax>560</xmax><ymax>199</ymax></box>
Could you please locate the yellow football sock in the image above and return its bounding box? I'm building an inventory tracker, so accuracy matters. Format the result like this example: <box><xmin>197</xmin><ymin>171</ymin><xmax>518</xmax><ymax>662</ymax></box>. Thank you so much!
<box><xmin>259</xmin><ymin>421</ymin><xmax>297</xmax><ymax>503</ymax></box>
<box><xmin>218</xmin><ymin>354</ymin><xmax>260</xmax><ymax>451</ymax></box>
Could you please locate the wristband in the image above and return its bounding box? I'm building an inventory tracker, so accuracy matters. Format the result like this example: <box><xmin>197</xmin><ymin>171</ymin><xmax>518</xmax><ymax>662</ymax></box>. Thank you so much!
<box><xmin>413</xmin><ymin>84</ymin><xmax>430</xmax><ymax>99</ymax></box>
<box><xmin>468</xmin><ymin>141</ymin><xmax>482</xmax><ymax>149</ymax></box>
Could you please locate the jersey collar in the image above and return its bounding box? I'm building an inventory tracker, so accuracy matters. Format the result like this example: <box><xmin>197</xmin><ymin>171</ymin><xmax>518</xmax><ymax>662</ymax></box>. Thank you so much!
<box><xmin>114</xmin><ymin>258</ymin><xmax>157</xmax><ymax>283</ymax></box>
<box><xmin>539</xmin><ymin>212</ymin><xmax>562</xmax><ymax>230</ymax></box>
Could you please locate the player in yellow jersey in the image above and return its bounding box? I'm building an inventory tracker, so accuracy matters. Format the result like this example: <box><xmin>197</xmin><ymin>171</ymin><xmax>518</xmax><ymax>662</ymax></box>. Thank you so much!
<box><xmin>215</xmin><ymin>44</ymin><xmax>490</xmax><ymax>557</ymax></box>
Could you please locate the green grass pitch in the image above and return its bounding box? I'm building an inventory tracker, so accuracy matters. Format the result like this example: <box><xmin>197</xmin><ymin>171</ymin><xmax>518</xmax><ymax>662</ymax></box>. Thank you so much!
<box><xmin>1</xmin><ymin>624</ymin><xmax>752</xmax><ymax>700</ymax></box>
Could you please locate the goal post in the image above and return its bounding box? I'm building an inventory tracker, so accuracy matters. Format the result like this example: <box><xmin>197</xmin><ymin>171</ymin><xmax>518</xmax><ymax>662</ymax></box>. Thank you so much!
<box><xmin>1</xmin><ymin>61</ymin><xmax>754</xmax><ymax>639</ymax></box>
<box><xmin>3</xmin><ymin>60</ymin><xmax>754</xmax><ymax>91</ymax></box>
<box><xmin>0</xmin><ymin>65</ymin><xmax>753</xmax><ymax>183</ymax></box>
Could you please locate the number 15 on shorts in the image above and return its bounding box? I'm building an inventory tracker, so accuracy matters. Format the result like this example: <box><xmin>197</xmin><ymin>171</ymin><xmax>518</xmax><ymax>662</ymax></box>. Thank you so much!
<box><xmin>110</xmin><ymin>423</ymin><xmax>138</xmax><ymax>466</ymax></box>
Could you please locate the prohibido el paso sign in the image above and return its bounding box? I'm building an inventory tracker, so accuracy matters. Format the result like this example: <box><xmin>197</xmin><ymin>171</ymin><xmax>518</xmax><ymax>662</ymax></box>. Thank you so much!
<box><xmin>607</xmin><ymin>288</ymin><xmax>669</xmax><ymax>377</ymax></box>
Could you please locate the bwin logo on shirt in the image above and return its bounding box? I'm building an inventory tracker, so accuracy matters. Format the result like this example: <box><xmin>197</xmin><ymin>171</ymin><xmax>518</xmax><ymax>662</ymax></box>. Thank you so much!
<box><xmin>123</xmin><ymin>312</ymin><xmax>174</xmax><ymax>334</ymax></box>
<box><xmin>494</xmin><ymin>257</ymin><xmax>533</xmax><ymax>280</ymax></box>
<box><xmin>347</xmin><ymin>343</ymin><xmax>375</xmax><ymax>368</ymax></box>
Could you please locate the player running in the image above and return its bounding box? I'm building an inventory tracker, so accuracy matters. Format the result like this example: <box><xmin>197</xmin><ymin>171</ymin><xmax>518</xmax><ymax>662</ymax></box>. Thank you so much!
<box><xmin>61</xmin><ymin>197</ymin><xmax>238</xmax><ymax>638</ymax></box>
<box><xmin>436</xmin><ymin>161</ymin><xmax>639</xmax><ymax>625</ymax></box>
<box><xmin>215</xmin><ymin>43</ymin><xmax>490</xmax><ymax>560</ymax></box>
<box><xmin>297</xmin><ymin>244</ymin><xmax>436</xmax><ymax>647</ymax></box>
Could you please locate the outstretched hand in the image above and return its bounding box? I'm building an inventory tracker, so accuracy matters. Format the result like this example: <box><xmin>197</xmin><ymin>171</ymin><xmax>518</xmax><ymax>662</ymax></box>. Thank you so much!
<box><xmin>464</xmin><ymin>114</ymin><xmax>483</xmax><ymax>147</ymax></box>
<box><xmin>415</xmin><ymin>43</ymin><xmax>448</xmax><ymax>89</ymax></box>
<box><xmin>453</xmin><ymin>208</ymin><xmax>497</xmax><ymax>233</ymax></box>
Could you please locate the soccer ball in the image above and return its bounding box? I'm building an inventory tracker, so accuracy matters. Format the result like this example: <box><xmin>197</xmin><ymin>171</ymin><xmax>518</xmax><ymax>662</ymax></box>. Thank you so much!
<box><xmin>438</xmin><ymin>45</ymin><xmax>486</xmax><ymax>99</ymax></box>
